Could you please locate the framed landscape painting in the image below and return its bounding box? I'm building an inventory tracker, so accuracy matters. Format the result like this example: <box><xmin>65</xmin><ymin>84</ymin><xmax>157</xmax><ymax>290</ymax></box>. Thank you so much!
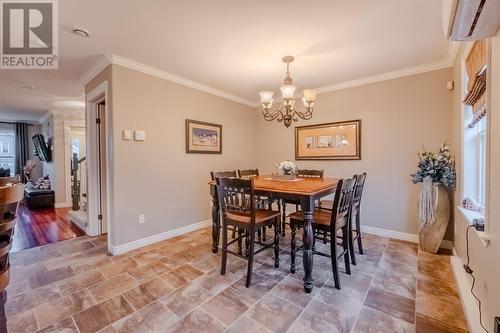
<box><xmin>295</xmin><ymin>119</ymin><xmax>361</xmax><ymax>160</ymax></box>
<box><xmin>185</xmin><ymin>119</ymin><xmax>222</xmax><ymax>154</ymax></box>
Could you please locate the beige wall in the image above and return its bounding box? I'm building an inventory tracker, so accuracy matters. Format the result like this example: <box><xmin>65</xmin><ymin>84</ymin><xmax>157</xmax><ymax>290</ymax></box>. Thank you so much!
<box><xmin>256</xmin><ymin>69</ymin><xmax>454</xmax><ymax>238</ymax></box>
<box><xmin>90</xmin><ymin>64</ymin><xmax>257</xmax><ymax>246</ymax></box>
<box><xmin>452</xmin><ymin>31</ymin><xmax>500</xmax><ymax>332</ymax></box>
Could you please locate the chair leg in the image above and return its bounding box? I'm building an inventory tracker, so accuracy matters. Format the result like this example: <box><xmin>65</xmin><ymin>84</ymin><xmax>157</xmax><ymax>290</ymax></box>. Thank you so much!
<box><xmin>221</xmin><ymin>221</ymin><xmax>228</xmax><ymax>275</ymax></box>
<box><xmin>323</xmin><ymin>230</ymin><xmax>327</xmax><ymax>244</ymax></box>
<box><xmin>262</xmin><ymin>227</ymin><xmax>267</xmax><ymax>242</ymax></box>
<box><xmin>281</xmin><ymin>200</ymin><xmax>286</xmax><ymax>236</ymax></box>
<box><xmin>348</xmin><ymin>219</ymin><xmax>357</xmax><ymax>266</ymax></box>
<box><xmin>245</xmin><ymin>234</ymin><xmax>250</xmax><ymax>258</ymax></box>
<box><xmin>245</xmin><ymin>229</ymin><xmax>256</xmax><ymax>287</ymax></box>
<box><xmin>330</xmin><ymin>234</ymin><xmax>341</xmax><ymax>289</ymax></box>
<box><xmin>343</xmin><ymin>225</ymin><xmax>351</xmax><ymax>275</ymax></box>
<box><xmin>257</xmin><ymin>228</ymin><xmax>262</xmax><ymax>243</ymax></box>
<box><xmin>356</xmin><ymin>213</ymin><xmax>364</xmax><ymax>254</ymax></box>
<box><xmin>290</xmin><ymin>223</ymin><xmax>296</xmax><ymax>273</ymax></box>
<box><xmin>274</xmin><ymin>218</ymin><xmax>280</xmax><ymax>268</ymax></box>
<box><xmin>237</xmin><ymin>228</ymin><xmax>243</xmax><ymax>255</ymax></box>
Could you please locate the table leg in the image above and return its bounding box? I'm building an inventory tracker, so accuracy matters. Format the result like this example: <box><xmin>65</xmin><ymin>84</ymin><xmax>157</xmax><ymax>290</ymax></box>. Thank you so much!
<box><xmin>211</xmin><ymin>191</ymin><xmax>220</xmax><ymax>253</ymax></box>
<box><xmin>301</xmin><ymin>197</ymin><xmax>314</xmax><ymax>293</ymax></box>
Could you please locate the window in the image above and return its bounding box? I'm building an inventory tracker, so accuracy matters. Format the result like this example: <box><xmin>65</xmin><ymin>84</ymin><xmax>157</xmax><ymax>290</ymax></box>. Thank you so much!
<box><xmin>475</xmin><ymin>116</ymin><xmax>487</xmax><ymax>209</ymax></box>
<box><xmin>0</xmin><ymin>123</ymin><xmax>15</xmax><ymax>175</ymax></box>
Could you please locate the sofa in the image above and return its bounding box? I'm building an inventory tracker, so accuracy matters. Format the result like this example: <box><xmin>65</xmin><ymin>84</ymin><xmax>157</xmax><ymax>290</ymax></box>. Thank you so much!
<box><xmin>24</xmin><ymin>183</ymin><xmax>55</xmax><ymax>209</ymax></box>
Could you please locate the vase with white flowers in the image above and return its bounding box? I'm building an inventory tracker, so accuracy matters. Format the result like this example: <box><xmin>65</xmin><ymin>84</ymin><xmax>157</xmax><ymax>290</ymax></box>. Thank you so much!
<box><xmin>410</xmin><ymin>143</ymin><xmax>456</xmax><ymax>253</ymax></box>
<box><xmin>276</xmin><ymin>160</ymin><xmax>297</xmax><ymax>176</ymax></box>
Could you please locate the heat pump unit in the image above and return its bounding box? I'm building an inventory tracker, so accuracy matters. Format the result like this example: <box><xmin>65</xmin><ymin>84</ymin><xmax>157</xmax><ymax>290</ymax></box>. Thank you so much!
<box><xmin>443</xmin><ymin>0</ymin><xmax>500</xmax><ymax>41</ymax></box>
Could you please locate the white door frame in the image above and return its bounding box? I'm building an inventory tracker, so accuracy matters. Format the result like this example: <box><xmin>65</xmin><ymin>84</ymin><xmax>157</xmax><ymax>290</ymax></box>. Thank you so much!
<box><xmin>63</xmin><ymin>121</ymin><xmax>85</xmax><ymax>207</ymax></box>
<box><xmin>86</xmin><ymin>81</ymin><xmax>113</xmax><ymax>252</ymax></box>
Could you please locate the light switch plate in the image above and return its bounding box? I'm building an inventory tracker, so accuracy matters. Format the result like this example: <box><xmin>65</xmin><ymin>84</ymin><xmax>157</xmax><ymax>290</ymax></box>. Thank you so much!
<box><xmin>122</xmin><ymin>130</ymin><xmax>132</xmax><ymax>140</ymax></box>
<box><xmin>134</xmin><ymin>130</ymin><xmax>146</xmax><ymax>141</ymax></box>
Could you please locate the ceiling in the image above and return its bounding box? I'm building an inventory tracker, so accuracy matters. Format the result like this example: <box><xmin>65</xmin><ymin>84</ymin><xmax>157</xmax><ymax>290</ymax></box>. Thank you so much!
<box><xmin>0</xmin><ymin>0</ymin><xmax>453</xmax><ymax>120</ymax></box>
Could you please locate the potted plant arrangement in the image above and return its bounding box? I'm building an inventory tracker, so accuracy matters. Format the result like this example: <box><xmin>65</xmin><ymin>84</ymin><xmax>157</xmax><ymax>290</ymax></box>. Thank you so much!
<box><xmin>411</xmin><ymin>143</ymin><xmax>456</xmax><ymax>253</ymax></box>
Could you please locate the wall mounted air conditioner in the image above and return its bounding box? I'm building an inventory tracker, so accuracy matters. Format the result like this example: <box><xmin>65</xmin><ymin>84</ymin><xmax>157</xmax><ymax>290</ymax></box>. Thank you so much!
<box><xmin>443</xmin><ymin>0</ymin><xmax>500</xmax><ymax>41</ymax></box>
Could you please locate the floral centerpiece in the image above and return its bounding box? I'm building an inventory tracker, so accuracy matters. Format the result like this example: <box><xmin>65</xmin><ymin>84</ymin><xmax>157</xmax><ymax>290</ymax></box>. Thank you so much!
<box><xmin>410</xmin><ymin>143</ymin><xmax>456</xmax><ymax>188</ymax></box>
<box><xmin>276</xmin><ymin>160</ymin><xmax>297</xmax><ymax>176</ymax></box>
<box><xmin>410</xmin><ymin>143</ymin><xmax>455</xmax><ymax>253</ymax></box>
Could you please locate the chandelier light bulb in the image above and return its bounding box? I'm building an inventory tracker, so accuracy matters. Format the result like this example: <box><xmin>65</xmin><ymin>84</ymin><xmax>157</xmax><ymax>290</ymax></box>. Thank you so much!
<box><xmin>259</xmin><ymin>91</ymin><xmax>274</xmax><ymax>104</ymax></box>
<box><xmin>280</xmin><ymin>85</ymin><xmax>296</xmax><ymax>99</ymax></box>
<box><xmin>303</xmin><ymin>90</ymin><xmax>317</xmax><ymax>102</ymax></box>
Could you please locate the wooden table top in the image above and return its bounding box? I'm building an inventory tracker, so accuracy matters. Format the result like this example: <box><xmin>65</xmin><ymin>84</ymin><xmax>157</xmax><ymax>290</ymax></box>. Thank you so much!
<box><xmin>210</xmin><ymin>175</ymin><xmax>339</xmax><ymax>196</ymax></box>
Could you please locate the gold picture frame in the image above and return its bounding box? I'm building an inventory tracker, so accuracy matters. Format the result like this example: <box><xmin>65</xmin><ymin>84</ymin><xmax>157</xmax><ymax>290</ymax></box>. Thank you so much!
<box><xmin>185</xmin><ymin>119</ymin><xmax>222</xmax><ymax>154</ymax></box>
<box><xmin>295</xmin><ymin>120</ymin><xmax>361</xmax><ymax>160</ymax></box>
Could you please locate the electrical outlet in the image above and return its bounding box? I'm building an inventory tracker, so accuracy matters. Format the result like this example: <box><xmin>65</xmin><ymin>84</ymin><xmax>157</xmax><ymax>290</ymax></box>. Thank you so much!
<box><xmin>139</xmin><ymin>215</ymin><xmax>145</xmax><ymax>224</ymax></box>
<box><xmin>494</xmin><ymin>316</ymin><xmax>500</xmax><ymax>333</ymax></box>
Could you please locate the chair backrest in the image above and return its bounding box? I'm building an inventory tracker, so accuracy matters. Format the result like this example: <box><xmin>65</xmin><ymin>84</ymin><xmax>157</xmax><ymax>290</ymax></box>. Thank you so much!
<box><xmin>210</xmin><ymin>170</ymin><xmax>237</xmax><ymax>180</ymax></box>
<box><xmin>0</xmin><ymin>183</ymin><xmax>24</xmax><ymax>291</ymax></box>
<box><xmin>0</xmin><ymin>175</ymin><xmax>22</xmax><ymax>187</ymax></box>
<box><xmin>215</xmin><ymin>177</ymin><xmax>256</xmax><ymax>224</ymax></box>
<box><xmin>352</xmin><ymin>173</ymin><xmax>367</xmax><ymax>215</ymax></box>
<box><xmin>297</xmin><ymin>169</ymin><xmax>324</xmax><ymax>178</ymax></box>
<box><xmin>329</xmin><ymin>178</ymin><xmax>356</xmax><ymax>230</ymax></box>
<box><xmin>238</xmin><ymin>169</ymin><xmax>259</xmax><ymax>178</ymax></box>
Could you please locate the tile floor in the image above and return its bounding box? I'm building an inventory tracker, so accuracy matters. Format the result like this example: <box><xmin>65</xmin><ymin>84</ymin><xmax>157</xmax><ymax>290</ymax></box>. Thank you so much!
<box><xmin>6</xmin><ymin>227</ymin><xmax>468</xmax><ymax>333</ymax></box>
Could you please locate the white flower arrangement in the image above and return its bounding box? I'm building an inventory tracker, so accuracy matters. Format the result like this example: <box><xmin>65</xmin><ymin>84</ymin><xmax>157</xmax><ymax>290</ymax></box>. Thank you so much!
<box><xmin>276</xmin><ymin>160</ymin><xmax>297</xmax><ymax>176</ymax></box>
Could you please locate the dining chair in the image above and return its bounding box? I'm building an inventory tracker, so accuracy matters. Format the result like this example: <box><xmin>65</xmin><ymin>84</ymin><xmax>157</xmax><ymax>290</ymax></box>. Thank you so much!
<box><xmin>216</xmin><ymin>177</ymin><xmax>280</xmax><ymax>287</ymax></box>
<box><xmin>289</xmin><ymin>178</ymin><xmax>356</xmax><ymax>289</ymax></box>
<box><xmin>238</xmin><ymin>169</ymin><xmax>271</xmax><ymax>242</ymax></box>
<box><xmin>0</xmin><ymin>183</ymin><xmax>24</xmax><ymax>331</ymax></box>
<box><xmin>348</xmin><ymin>173</ymin><xmax>367</xmax><ymax>265</ymax></box>
<box><xmin>281</xmin><ymin>169</ymin><xmax>324</xmax><ymax>236</ymax></box>
<box><xmin>318</xmin><ymin>173</ymin><xmax>367</xmax><ymax>265</ymax></box>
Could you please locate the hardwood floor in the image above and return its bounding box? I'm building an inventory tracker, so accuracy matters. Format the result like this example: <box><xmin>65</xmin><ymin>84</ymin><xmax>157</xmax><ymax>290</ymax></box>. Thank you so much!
<box><xmin>11</xmin><ymin>203</ymin><xmax>85</xmax><ymax>252</ymax></box>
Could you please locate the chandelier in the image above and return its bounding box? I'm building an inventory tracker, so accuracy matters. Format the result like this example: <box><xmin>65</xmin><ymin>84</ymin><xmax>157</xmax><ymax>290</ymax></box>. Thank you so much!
<box><xmin>259</xmin><ymin>56</ymin><xmax>317</xmax><ymax>128</ymax></box>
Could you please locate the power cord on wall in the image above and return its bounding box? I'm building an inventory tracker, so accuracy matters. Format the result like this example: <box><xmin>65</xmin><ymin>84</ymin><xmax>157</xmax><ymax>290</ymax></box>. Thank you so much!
<box><xmin>463</xmin><ymin>224</ymin><xmax>489</xmax><ymax>333</ymax></box>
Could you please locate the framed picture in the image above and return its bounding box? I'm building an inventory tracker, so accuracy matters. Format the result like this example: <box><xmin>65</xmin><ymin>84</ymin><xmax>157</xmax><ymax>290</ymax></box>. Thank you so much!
<box><xmin>185</xmin><ymin>119</ymin><xmax>222</xmax><ymax>154</ymax></box>
<box><xmin>295</xmin><ymin>119</ymin><xmax>361</xmax><ymax>160</ymax></box>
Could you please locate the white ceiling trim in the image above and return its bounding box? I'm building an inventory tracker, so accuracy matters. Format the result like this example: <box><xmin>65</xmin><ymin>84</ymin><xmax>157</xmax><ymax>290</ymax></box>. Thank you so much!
<box><xmin>80</xmin><ymin>42</ymin><xmax>459</xmax><ymax>108</ymax></box>
<box><xmin>79</xmin><ymin>54</ymin><xmax>258</xmax><ymax>107</ymax></box>
<box><xmin>315</xmin><ymin>41</ymin><xmax>460</xmax><ymax>94</ymax></box>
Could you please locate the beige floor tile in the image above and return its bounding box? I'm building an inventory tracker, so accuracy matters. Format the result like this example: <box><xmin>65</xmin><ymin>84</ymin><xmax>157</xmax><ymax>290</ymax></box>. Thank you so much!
<box><xmin>247</xmin><ymin>293</ymin><xmax>302</xmax><ymax>333</ymax></box>
<box><xmin>364</xmin><ymin>287</ymin><xmax>416</xmax><ymax>324</ymax></box>
<box><xmin>201</xmin><ymin>287</ymin><xmax>255</xmax><ymax>326</ymax></box>
<box><xmin>28</xmin><ymin>266</ymin><xmax>75</xmax><ymax>289</ymax></box>
<box><xmin>226</xmin><ymin>315</ymin><xmax>272</xmax><ymax>333</ymax></box>
<box><xmin>36</xmin><ymin>317</ymin><xmax>79</xmax><ymax>333</ymax></box>
<box><xmin>89</xmin><ymin>273</ymin><xmax>139</xmax><ymax>303</ymax></box>
<box><xmin>127</xmin><ymin>261</ymin><xmax>171</xmax><ymax>283</ymax></box>
<box><xmin>160</xmin><ymin>282</ymin><xmax>213</xmax><ymax>317</ymax></box>
<box><xmin>112</xmin><ymin>300</ymin><xmax>178</xmax><ymax>333</ymax></box>
<box><xmin>270</xmin><ymin>276</ymin><xmax>317</xmax><ymax>308</ymax></box>
<box><xmin>160</xmin><ymin>264</ymin><xmax>204</xmax><ymax>288</ymax></box>
<box><xmin>35</xmin><ymin>288</ymin><xmax>96</xmax><ymax>329</ymax></box>
<box><xmin>352</xmin><ymin>306</ymin><xmax>415</xmax><ymax>333</ymax></box>
<box><xmin>6</xmin><ymin>309</ymin><xmax>38</xmax><ymax>333</ymax></box>
<box><xmin>5</xmin><ymin>283</ymin><xmax>60</xmax><ymax>317</ymax></box>
<box><xmin>97</xmin><ymin>257</ymin><xmax>139</xmax><ymax>279</ymax></box>
<box><xmin>58</xmin><ymin>270</ymin><xmax>106</xmax><ymax>296</ymax></box>
<box><xmin>231</xmin><ymin>272</ymin><xmax>278</xmax><ymax>300</ymax></box>
<box><xmin>73</xmin><ymin>295</ymin><xmax>134</xmax><ymax>333</ymax></box>
<box><xmin>167</xmin><ymin>308</ymin><xmax>225</xmax><ymax>333</ymax></box>
<box><xmin>122</xmin><ymin>277</ymin><xmax>174</xmax><ymax>310</ymax></box>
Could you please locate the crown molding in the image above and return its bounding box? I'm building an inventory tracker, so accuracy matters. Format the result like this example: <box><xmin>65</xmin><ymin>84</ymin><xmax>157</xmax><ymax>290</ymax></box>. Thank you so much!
<box><xmin>315</xmin><ymin>41</ymin><xmax>459</xmax><ymax>95</ymax></box>
<box><xmin>81</xmin><ymin>42</ymin><xmax>459</xmax><ymax>107</ymax></box>
<box><xmin>80</xmin><ymin>54</ymin><xmax>257</xmax><ymax>107</ymax></box>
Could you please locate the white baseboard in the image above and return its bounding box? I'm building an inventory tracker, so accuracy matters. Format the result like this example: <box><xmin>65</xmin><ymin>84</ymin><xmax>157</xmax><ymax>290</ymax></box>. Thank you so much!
<box><xmin>110</xmin><ymin>219</ymin><xmax>211</xmax><ymax>256</ymax></box>
<box><xmin>361</xmin><ymin>225</ymin><xmax>419</xmax><ymax>243</ymax></box>
<box><xmin>450</xmin><ymin>254</ymin><xmax>481</xmax><ymax>333</ymax></box>
<box><xmin>54</xmin><ymin>202</ymin><xmax>71</xmax><ymax>208</ymax></box>
<box><xmin>361</xmin><ymin>225</ymin><xmax>453</xmax><ymax>249</ymax></box>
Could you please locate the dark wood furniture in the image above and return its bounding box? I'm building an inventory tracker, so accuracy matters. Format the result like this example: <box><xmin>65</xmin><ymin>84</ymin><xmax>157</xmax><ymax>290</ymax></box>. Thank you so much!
<box><xmin>0</xmin><ymin>176</ymin><xmax>21</xmax><ymax>187</ymax></box>
<box><xmin>281</xmin><ymin>169</ymin><xmax>324</xmax><ymax>236</ymax></box>
<box><xmin>318</xmin><ymin>173</ymin><xmax>367</xmax><ymax>265</ymax></box>
<box><xmin>289</xmin><ymin>178</ymin><xmax>355</xmax><ymax>289</ymax></box>
<box><xmin>210</xmin><ymin>175</ymin><xmax>339</xmax><ymax>293</ymax></box>
<box><xmin>0</xmin><ymin>183</ymin><xmax>24</xmax><ymax>332</ymax></box>
<box><xmin>215</xmin><ymin>177</ymin><xmax>280</xmax><ymax>287</ymax></box>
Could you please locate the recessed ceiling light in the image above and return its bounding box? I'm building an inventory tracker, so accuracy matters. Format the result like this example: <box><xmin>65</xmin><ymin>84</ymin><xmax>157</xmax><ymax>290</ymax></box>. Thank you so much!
<box><xmin>72</xmin><ymin>27</ymin><xmax>91</xmax><ymax>38</ymax></box>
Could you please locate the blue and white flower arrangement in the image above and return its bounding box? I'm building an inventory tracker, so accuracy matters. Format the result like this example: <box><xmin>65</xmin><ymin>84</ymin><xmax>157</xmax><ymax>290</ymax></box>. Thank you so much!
<box><xmin>276</xmin><ymin>160</ymin><xmax>297</xmax><ymax>176</ymax></box>
<box><xmin>410</xmin><ymin>143</ymin><xmax>456</xmax><ymax>188</ymax></box>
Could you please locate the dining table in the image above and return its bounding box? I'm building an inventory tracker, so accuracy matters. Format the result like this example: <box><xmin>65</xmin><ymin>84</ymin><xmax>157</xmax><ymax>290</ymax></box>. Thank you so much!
<box><xmin>209</xmin><ymin>175</ymin><xmax>339</xmax><ymax>293</ymax></box>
